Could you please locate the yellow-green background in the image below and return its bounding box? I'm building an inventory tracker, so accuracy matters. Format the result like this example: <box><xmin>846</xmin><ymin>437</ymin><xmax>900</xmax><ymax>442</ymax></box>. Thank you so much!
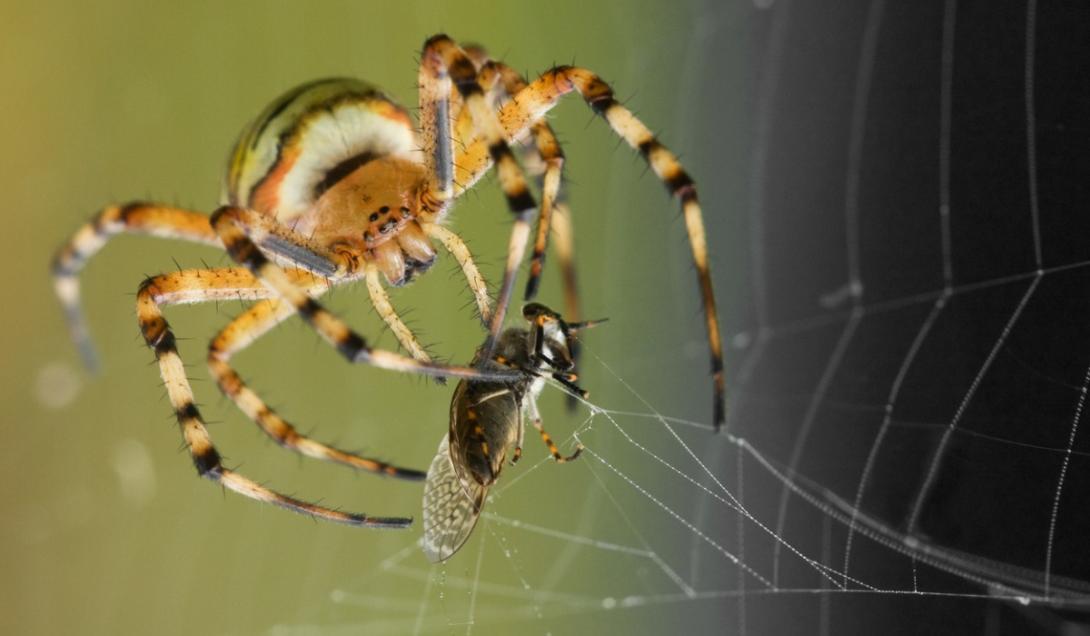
<box><xmin>3</xmin><ymin>1</ymin><xmax>746</xmax><ymax>633</ymax></box>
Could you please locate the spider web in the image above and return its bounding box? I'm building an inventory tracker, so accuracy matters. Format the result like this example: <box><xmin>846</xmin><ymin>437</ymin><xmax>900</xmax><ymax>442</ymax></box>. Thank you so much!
<box><xmin>264</xmin><ymin>1</ymin><xmax>1090</xmax><ymax>634</ymax></box>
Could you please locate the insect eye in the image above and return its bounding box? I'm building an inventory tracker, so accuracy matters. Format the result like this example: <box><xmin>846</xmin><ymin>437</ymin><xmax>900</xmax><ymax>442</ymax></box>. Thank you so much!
<box><xmin>522</xmin><ymin>302</ymin><xmax>548</xmax><ymax>320</ymax></box>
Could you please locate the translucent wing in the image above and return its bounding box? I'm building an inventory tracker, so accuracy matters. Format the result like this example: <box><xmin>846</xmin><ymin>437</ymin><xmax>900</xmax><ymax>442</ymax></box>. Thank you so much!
<box><xmin>421</xmin><ymin>435</ymin><xmax>487</xmax><ymax>563</ymax></box>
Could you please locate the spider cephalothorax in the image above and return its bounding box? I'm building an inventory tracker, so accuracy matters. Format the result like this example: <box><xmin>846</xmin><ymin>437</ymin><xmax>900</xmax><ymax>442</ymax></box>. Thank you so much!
<box><xmin>292</xmin><ymin>156</ymin><xmax>438</xmax><ymax>286</ymax></box>
<box><xmin>51</xmin><ymin>34</ymin><xmax>723</xmax><ymax>527</ymax></box>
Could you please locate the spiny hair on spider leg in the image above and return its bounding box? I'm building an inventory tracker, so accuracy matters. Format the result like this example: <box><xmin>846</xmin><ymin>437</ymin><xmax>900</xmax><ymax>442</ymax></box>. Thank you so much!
<box><xmin>455</xmin><ymin>295</ymin><xmax>481</xmax><ymax>318</ymax></box>
<box><xmin>176</xmin><ymin>438</ymin><xmax>217</xmax><ymax>456</ymax></box>
<box><xmin>436</xmin><ymin>256</ymin><xmax>465</xmax><ymax>281</ymax></box>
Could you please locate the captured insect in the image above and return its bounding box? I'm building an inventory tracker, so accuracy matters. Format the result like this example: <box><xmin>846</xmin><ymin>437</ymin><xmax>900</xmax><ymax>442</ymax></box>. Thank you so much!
<box><xmin>50</xmin><ymin>34</ymin><xmax>722</xmax><ymax>527</ymax></box>
<box><xmin>423</xmin><ymin>303</ymin><xmax>604</xmax><ymax>562</ymax></box>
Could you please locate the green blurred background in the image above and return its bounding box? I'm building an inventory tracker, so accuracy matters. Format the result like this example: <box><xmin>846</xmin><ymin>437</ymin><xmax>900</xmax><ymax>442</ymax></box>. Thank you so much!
<box><xmin>3</xmin><ymin>1</ymin><xmax>747</xmax><ymax>634</ymax></box>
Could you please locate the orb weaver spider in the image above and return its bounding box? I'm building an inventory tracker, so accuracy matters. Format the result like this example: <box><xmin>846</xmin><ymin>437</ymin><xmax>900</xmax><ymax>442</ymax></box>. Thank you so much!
<box><xmin>50</xmin><ymin>35</ymin><xmax>724</xmax><ymax>527</ymax></box>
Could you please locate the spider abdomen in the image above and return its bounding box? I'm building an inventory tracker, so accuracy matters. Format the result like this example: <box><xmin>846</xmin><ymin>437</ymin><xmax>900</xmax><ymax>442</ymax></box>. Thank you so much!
<box><xmin>224</xmin><ymin>78</ymin><xmax>420</xmax><ymax>223</ymax></box>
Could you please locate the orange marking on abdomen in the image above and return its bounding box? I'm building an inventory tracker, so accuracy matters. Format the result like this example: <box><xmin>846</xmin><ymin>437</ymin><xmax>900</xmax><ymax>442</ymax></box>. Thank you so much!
<box><xmin>249</xmin><ymin>145</ymin><xmax>302</xmax><ymax>214</ymax></box>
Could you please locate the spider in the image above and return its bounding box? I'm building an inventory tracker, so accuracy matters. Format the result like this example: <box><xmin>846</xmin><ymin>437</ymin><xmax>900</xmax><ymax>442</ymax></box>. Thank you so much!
<box><xmin>423</xmin><ymin>302</ymin><xmax>604</xmax><ymax>562</ymax></box>
<box><xmin>50</xmin><ymin>34</ymin><xmax>724</xmax><ymax>527</ymax></box>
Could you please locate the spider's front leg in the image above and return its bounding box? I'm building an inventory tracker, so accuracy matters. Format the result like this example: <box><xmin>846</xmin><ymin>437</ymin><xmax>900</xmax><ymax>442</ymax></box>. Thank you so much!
<box><xmin>208</xmin><ymin>205</ymin><xmax>520</xmax><ymax>383</ymax></box>
<box><xmin>484</xmin><ymin>61</ymin><xmax>587</xmax><ymax>411</ymax></box>
<box><xmin>458</xmin><ymin>66</ymin><xmax>728</xmax><ymax>430</ymax></box>
<box><xmin>136</xmin><ymin>267</ymin><xmax>411</xmax><ymax>527</ymax></box>
<box><xmin>418</xmin><ymin>35</ymin><xmax>539</xmax><ymax>351</ymax></box>
<box><xmin>481</xmin><ymin>62</ymin><xmax>570</xmax><ymax>304</ymax></box>
<box><xmin>447</xmin><ymin>49</ymin><xmax>578</xmax><ymax>333</ymax></box>
<box><xmin>208</xmin><ymin>298</ymin><xmax>426</xmax><ymax>480</ymax></box>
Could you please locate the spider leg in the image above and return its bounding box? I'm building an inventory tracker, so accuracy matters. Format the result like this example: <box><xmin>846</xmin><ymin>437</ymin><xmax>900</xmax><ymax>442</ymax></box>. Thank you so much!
<box><xmin>421</xmin><ymin>223</ymin><xmax>493</xmax><ymax>324</ymax></box>
<box><xmin>420</xmin><ymin>35</ymin><xmax>538</xmax><ymax>353</ymax></box>
<box><xmin>136</xmin><ymin>268</ymin><xmax>411</xmax><ymax>527</ymax></box>
<box><xmin>209</xmin><ymin>205</ymin><xmax>520</xmax><ymax>383</ymax></box>
<box><xmin>482</xmin><ymin>62</ymin><xmax>567</xmax><ymax>303</ymax></box>
<box><xmin>549</xmin><ymin>203</ymin><xmax>581</xmax><ymax>343</ymax></box>
<box><xmin>456</xmin><ymin>67</ymin><xmax>726</xmax><ymax>429</ymax></box>
<box><xmin>549</xmin><ymin>202</ymin><xmax>584</xmax><ymax>412</ymax></box>
<box><xmin>207</xmin><ymin>298</ymin><xmax>426</xmax><ymax>480</ymax></box>
<box><xmin>527</xmin><ymin>398</ymin><xmax>583</xmax><ymax>463</ymax></box>
<box><xmin>207</xmin><ymin>207</ymin><xmax>448</xmax><ymax>370</ymax></box>
<box><xmin>486</xmin><ymin>61</ymin><xmax>586</xmax><ymax>411</ymax></box>
<box><xmin>452</xmin><ymin>45</ymin><xmax>516</xmax><ymax>153</ymax></box>
<box><xmin>417</xmin><ymin>38</ymin><xmax>456</xmax><ymax>210</ymax></box>
<box><xmin>364</xmin><ymin>266</ymin><xmax>432</xmax><ymax>364</ymax></box>
<box><xmin>523</xmin><ymin>121</ymin><xmax>564</xmax><ymax>300</ymax></box>
<box><xmin>410</xmin><ymin>71</ymin><xmax>496</xmax><ymax>329</ymax></box>
<box><xmin>51</xmin><ymin>203</ymin><xmax>218</xmax><ymax>371</ymax></box>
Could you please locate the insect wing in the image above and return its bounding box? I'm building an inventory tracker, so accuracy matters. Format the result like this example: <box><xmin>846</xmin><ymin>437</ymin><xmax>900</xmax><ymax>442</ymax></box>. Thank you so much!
<box><xmin>422</xmin><ymin>435</ymin><xmax>487</xmax><ymax>563</ymax></box>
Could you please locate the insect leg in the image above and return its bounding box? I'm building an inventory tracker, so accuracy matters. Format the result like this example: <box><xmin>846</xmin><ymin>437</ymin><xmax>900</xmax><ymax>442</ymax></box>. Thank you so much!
<box><xmin>527</xmin><ymin>398</ymin><xmax>583</xmax><ymax>463</ymax></box>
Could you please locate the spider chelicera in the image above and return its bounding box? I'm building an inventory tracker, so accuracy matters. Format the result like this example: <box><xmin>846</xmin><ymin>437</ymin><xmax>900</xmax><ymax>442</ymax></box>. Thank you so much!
<box><xmin>51</xmin><ymin>34</ymin><xmax>724</xmax><ymax>527</ymax></box>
